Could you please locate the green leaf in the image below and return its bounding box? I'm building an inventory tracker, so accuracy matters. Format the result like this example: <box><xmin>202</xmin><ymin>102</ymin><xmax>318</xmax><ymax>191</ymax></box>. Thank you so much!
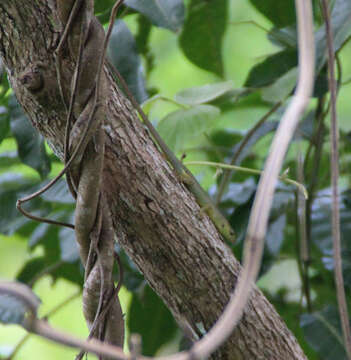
<box><xmin>16</xmin><ymin>257</ymin><xmax>83</xmax><ymax>286</ymax></box>
<box><xmin>301</xmin><ymin>306</ymin><xmax>348</xmax><ymax>360</ymax></box>
<box><xmin>125</xmin><ymin>0</ymin><xmax>185</xmax><ymax>32</ymax></box>
<box><xmin>128</xmin><ymin>285</ymin><xmax>177</xmax><ymax>356</ymax></box>
<box><xmin>249</xmin><ymin>0</ymin><xmax>296</xmax><ymax>28</ymax></box>
<box><xmin>94</xmin><ymin>0</ymin><xmax>115</xmax><ymax>14</ymax></box>
<box><xmin>9</xmin><ymin>96</ymin><xmax>51</xmax><ymax>179</ymax></box>
<box><xmin>244</xmin><ymin>49</ymin><xmax>298</xmax><ymax>88</ymax></box>
<box><xmin>157</xmin><ymin>105</ymin><xmax>220</xmax><ymax>152</ymax></box>
<box><xmin>261</xmin><ymin>67</ymin><xmax>297</xmax><ymax>103</ymax></box>
<box><xmin>108</xmin><ymin>20</ymin><xmax>147</xmax><ymax>104</ymax></box>
<box><xmin>179</xmin><ymin>0</ymin><xmax>227</xmax><ymax>77</ymax></box>
<box><xmin>175</xmin><ymin>81</ymin><xmax>234</xmax><ymax>106</ymax></box>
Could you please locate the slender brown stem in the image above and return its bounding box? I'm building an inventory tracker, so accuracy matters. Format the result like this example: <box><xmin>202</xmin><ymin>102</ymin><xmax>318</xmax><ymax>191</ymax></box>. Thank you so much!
<box><xmin>321</xmin><ymin>1</ymin><xmax>351</xmax><ymax>358</ymax></box>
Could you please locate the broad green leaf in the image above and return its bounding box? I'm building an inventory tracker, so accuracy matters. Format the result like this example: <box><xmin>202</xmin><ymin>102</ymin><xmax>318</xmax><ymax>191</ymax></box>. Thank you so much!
<box><xmin>261</xmin><ymin>67</ymin><xmax>297</xmax><ymax>103</ymax></box>
<box><xmin>9</xmin><ymin>96</ymin><xmax>51</xmax><ymax>179</ymax></box>
<box><xmin>175</xmin><ymin>81</ymin><xmax>234</xmax><ymax>106</ymax></box>
<box><xmin>301</xmin><ymin>306</ymin><xmax>348</xmax><ymax>360</ymax></box>
<box><xmin>157</xmin><ymin>105</ymin><xmax>220</xmax><ymax>152</ymax></box>
<box><xmin>95</xmin><ymin>0</ymin><xmax>115</xmax><ymax>14</ymax></box>
<box><xmin>108</xmin><ymin>20</ymin><xmax>147</xmax><ymax>104</ymax></box>
<box><xmin>179</xmin><ymin>0</ymin><xmax>227</xmax><ymax>77</ymax></box>
<box><xmin>244</xmin><ymin>50</ymin><xmax>298</xmax><ymax>88</ymax></box>
<box><xmin>0</xmin><ymin>282</ymin><xmax>40</xmax><ymax>325</ymax></box>
<box><xmin>128</xmin><ymin>285</ymin><xmax>177</xmax><ymax>356</ymax></box>
<box><xmin>249</xmin><ymin>0</ymin><xmax>296</xmax><ymax>28</ymax></box>
<box><xmin>125</xmin><ymin>0</ymin><xmax>185</xmax><ymax>32</ymax></box>
<box><xmin>135</xmin><ymin>15</ymin><xmax>154</xmax><ymax>75</ymax></box>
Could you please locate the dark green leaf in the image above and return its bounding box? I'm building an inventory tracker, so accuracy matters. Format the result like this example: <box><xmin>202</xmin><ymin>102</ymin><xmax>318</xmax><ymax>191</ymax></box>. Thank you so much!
<box><xmin>125</xmin><ymin>0</ymin><xmax>185</xmax><ymax>32</ymax></box>
<box><xmin>244</xmin><ymin>50</ymin><xmax>297</xmax><ymax>88</ymax></box>
<box><xmin>135</xmin><ymin>15</ymin><xmax>154</xmax><ymax>75</ymax></box>
<box><xmin>249</xmin><ymin>0</ymin><xmax>296</xmax><ymax>28</ymax></box>
<box><xmin>128</xmin><ymin>285</ymin><xmax>177</xmax><ymax>355</ymax></box>
<box><xmin>16</xmin><ymin>256</ymin><xmax>83</xmax><ymax>287</ymax></box>
<box><xmin>9</xmin><ymin>96</ymin><xmax>51</xmax><ymax>179</ymax></box>
<box><xmin>108</xmin><ymin>20</ymin><xmax>147</xmax><ymax>104</ymax></box>
<box><xmin>157</xmin><ymin>105</ymin><xmax>220</xmax><ymax>152</ymax></box>
<box><xmin>175</xmin><ymin>81</ymin><xmax>234</xmax><ymax>105</ymax></box>
<box><xmin>301</xmin><ymin>306</ymin><xmax>348</xmax><ymax>360</ymax></box>
<box><xmin>95</xmin><ymin>0</ymin><xmax>115</xmax><ymax>14</ymax></box>
<box><xmin>179</xmin><ymin>0</ymin><xmax>227</xmax><ymax>77</ymax></box>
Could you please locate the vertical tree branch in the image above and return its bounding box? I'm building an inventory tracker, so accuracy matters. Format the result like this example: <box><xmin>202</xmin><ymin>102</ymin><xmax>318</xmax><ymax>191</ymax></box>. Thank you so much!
<box><xmin>321</xmin><ymin>1</ymin><xmax>351</xmax><ymax>358</ymax></box>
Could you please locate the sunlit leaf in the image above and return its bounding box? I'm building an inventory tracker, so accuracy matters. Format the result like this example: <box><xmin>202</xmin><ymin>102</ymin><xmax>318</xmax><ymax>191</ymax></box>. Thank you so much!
<box><xmin>157</xmin><ymin>105</ymin><xmax>220</xmax><ymax>152</ymax></box>
<box><xmin>261</xmin><ymin>68</ymin><xmax>297</xmax><ymax>103</ymax></box>
<box><xmin>175</xmin><ymin>81</ymin><xmax>234</xmax><ymax>106</ymax></box>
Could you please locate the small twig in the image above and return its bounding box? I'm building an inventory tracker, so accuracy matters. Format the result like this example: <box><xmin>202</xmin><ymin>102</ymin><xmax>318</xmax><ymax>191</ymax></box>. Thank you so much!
<box><xmin>185</xmin><ymin>160</ymin><xmax>308</xmax><ymax>199</ymax></box>
<box><xmin>296</xmin><ymin>152</ymin><xmax>312</xmax><ymax>311</ymax></box>
<box><xmin>321</xmin><ymin>0</ymin><xmax>351</xmax><ymax>358</ymax></box>
<box><xmin>215</xmin><ymin>101</ymin><xmax>282</xmax><ymax>204</ymax></box>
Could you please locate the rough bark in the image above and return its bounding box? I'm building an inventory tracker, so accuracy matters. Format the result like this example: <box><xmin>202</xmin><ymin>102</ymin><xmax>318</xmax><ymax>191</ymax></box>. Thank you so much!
<box><xmin>0</xmin><ymin>1</ymin><xmax>307</xmax><ymax>359</ymax></box>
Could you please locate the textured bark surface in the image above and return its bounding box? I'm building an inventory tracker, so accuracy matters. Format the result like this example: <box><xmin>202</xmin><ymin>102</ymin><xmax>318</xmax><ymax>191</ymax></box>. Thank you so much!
<box><xmin>0</xmin><ymin>1</ymin><xmax>307</xmax><ymax>359</ymax></box>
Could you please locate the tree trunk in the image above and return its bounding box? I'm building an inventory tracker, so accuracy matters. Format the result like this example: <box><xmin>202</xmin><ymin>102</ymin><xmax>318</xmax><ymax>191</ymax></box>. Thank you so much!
<box><xmin>0</xmin><ymin>1</ymin><xmax>307</xmax><ymax>359</ymax></box>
